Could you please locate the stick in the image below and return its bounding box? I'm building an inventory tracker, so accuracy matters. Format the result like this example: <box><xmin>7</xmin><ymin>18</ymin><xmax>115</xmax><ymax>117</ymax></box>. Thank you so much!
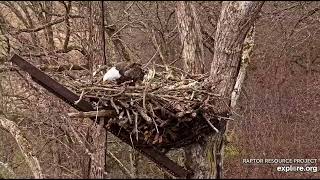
<box><xmin>204</xmin><ymin>118</ymin><xmax>219</xmax><ymax>133</ymax></box>
<box><xmin>110</xmin><ymin>97</ymin><xmax>120</xmax><ymax>114</ymax></box>
<box><xmin>68</xmin><ymin>110</ymin><xmax>115</xmax><ymax>118</ymax></box>
<box><xmin>106</xmin><ymin>151</ymin><xmax>134</xmax><ymax>178</ymax></box>
<box><xmin>126</xmin><ymin>109</ymin><xmax>132</xmax><ymax>124</ymax></box>
<box><xmin>135</xmin><ymin>106</ymin><xmax>152</xmax><ymax>124</ymax></box>
<box><xmin>74</xmin><ymin>90</ymin><xmax>85</xmax><ymax>105</ymax></box>
<box><xmin>133</xmin><ymin>111</ymin><xmax>139</xmax><ymax>141</ymax></box>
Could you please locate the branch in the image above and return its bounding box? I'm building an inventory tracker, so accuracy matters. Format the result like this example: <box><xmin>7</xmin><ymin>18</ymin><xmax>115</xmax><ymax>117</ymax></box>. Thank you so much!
<box><xmin>201</xmin><ymin>27</ymin><xmax>215</xmax><ymax>55</ymax></box>
<box><xmin>105</xmin><ymin>4</ymin><xmax>132</xmax><ymax>62</ymax></box>
<box><xmin>0</xmin><ymin>116</ymin><xmax>43</xmax><ymax>178</ymax></box>
<box><xmin>16</xmin><ymin>15</ymin><xmax>84</xmax><ymax>34</ymax></box>
<box><xmin>1</xmin><ymin>2</ymin><xmax>29</xmax><ymax>27</ymax></box>
<box><xmin>0</xmin><ymin>64</ymin><xmax>89</xmax><ymax>73</ymax></box>
<box><xmin>106</xmin><ymin>150</ymin><xmax>135</xmax><ymax>178</ymax></box>
<box><xmin>68</xmin><ymin>110</ymin><xmax>116</xmax><ymax>118</ymax></box>
<box><xmin>38</xmin><ymin>64</ymin><xmax>89</xmax><ymax>72</ymax></box>
<box><xmin>63</xmin><ymin>1</ymin><xmax>72</xmax><ymax>51</ymax></box>
<box><xmin>20</xmin><ymin>45</ymin><xmax>88</xmax><ymax>57</ymax></box>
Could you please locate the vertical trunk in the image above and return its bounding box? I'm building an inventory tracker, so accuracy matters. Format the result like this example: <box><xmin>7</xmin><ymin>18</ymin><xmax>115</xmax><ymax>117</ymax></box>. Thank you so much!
<box><xmin>87</xmin><ymin>1</ymin><xmax>94</xmax><ymax>71</ymax></box>
<box><xmin>208</xmin><ymin>1</ymin><xmax>263</xmax><ymax>105</ymax></box>
<box><xmin>230</xmin><ymin>25</ymin><xmax>255</xmax><ymax>108</ymax></box>
<box><xmin>89</xmin><ymin>119</ymin><xmax>107</xmax><ymax>178</ymax></box>
<box><xmin>184</xmin><ymin>1</ymin><xmax>264</xmax><ymax>179</ymax></box>
<box><xmin>176</xmin><ymin>1</ymin><xmax>204</xmax><ymax>74</ymax></box>
<box><xmin>44</xmin><ymin>1</ymin><xmax>55</xmax><ymax>51</ymax></box>
<box><xmin>81</xmin><ymin>128</ymin><xmax>91</xmax><ymax>179</ymax></box>
<box><xmin>101</xmin><ymin>1</ymin><xmax>107</xmax><ymax>65</ymax></box>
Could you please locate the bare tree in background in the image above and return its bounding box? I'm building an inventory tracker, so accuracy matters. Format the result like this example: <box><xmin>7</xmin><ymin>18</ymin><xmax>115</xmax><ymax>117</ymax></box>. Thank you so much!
<box><xmin>2</xmin><ymin>1</ymin><xmax>320</xmax><ymax>179</ymax></box>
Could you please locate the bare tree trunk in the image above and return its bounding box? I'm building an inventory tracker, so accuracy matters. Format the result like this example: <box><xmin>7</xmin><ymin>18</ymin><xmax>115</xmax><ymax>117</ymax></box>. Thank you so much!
<box><xmin>73</xmin><ymin>118</ymin><xmax>106</xmax><ymax>179</ymax></box>
<box><xmin>176</xmin><ymin>1</ymin><xmax>204</xmax><ymax>74</ymax></box>
<box><xmin>89</xmin><ymin>119</ymin><xmax>107</xmax><ymax>179</ymax></box>
<box><xmin>231</xmin><ymin>25</ymin><xmax>255</xmax><ymax>109</ymax></box>
<box><xmin>184</xmin><ymin>1</ymin><xmax>264</xmax><ymax>179</ymax></box>
<box><xmin>208</xmin><ymin>2</ymin><xmax>263</xmax><ymax>109</ymax></box>
<box><xmin>87</xmin><ymin>1</ymin><xmax>94</xmax><ymax>72</ymax></box>
<box><xmin>0</xmin><ymin>116</ymin><xmax>43</xmax><ymax>178</ymax></box>
<box><xmin>43</xmin><ymin>1</ymin><xmax>55</xmax><ymax>51</ymax></box>
<box><xmin>175</xmin><ymin>1</ymin><xmax>211</xmax><ymax>178</ymax></box>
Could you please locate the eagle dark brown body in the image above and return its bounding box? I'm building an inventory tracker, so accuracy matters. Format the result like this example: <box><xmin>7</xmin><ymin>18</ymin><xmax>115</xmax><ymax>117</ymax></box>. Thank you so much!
<box><xmin>114</xmin><ymin>62</ymin><xmax>145</xmax><ymax>85</ymax></box>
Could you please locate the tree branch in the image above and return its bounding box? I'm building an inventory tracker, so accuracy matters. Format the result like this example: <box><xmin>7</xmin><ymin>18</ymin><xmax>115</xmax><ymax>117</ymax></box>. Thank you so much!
<box><xmin>16</xmin><ymin>15</ymin><xmax>84</xmax><ymax>34</ymax></box>
<box><xmin>106</xmin><ymin>150</ymin><xmax>135</xmax><ymax>178</ymax></box>
<box><xmin>0</xmin><ymin>116</ymin><xmax>43</xmax><ymax>178</ymax></box>
<box><xmin>68</xmin><ymin>110</ymin><xmax>116</xmax><ymax>118</ymax></box>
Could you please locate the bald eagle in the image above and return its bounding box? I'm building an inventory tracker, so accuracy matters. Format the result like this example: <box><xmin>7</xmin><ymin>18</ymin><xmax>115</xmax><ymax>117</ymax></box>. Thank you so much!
<box><xmin>103</xmin><ymin>62</ymin><xmax>145</xmax><ymax>85</ymax></box>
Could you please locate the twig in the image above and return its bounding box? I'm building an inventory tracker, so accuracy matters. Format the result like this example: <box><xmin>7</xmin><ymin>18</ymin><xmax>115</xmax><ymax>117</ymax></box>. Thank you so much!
<box><xmin>106</xmin><ymin>150</ymin><xmax>134</xmax><ymax>178</ymax></box>
<box><xmin>142</xmin><ymin>45</ymin><xmax>160</xmax><ymax>69</ymax></box>
<box><xmin>105</xmin><ymin>88</ymin><xmax>126</xmax><ymax>97</ymax></box>
<box><xmin>74</xmin><ymin>90</ymin><xmax>85</xmax><ymax>104</ymax></box>
<box><xmin>110</xmin><ymin>97</ymin><xmax>120</xmax><ymax>114</ymax></box>
<box><xmin>118</xmin><ymin>100</ymin><xmax>130</xmax><ymax>109</ymax></box>
<box><xmin>152</xmin><ymin>117</ymin><xmax>159</xmax><ymax>134</ymax></box>
<box><xmin>16</xmin><ymin>15</ymin><xmax>84</xmax><ymax>34</ymax></box>
<box><xmin>133</xmin><ymin>111</ymin><xmax>139</xmax><ymax>141</ymax></box>
<box><xmin>135</xmin><ymin>106</ymin><xmax>152</xmax><ymax>124</ymax></box>
<box><xmin>126</xmin><ymin>109</ymin><xmax>132</xmax><ymax>124</ymax></box>
<box><xmin>148</xmin><ymin>103</ymin><xmax>159</xmax><ymax>133</ymax></box>
<box><xmin>142</xmin><ymin>83</ymin><xmax>148</xmax><ymax>110</ymax></box>
<box><xmin>204</xmin><ymin>118</ymin><xmax>219</xmax><ymax>133</ymax></box>
<box><xmin>68</xmin><ymin>110</ymin><xmax>115</xmax><ymax>118</ymax></box>
<box><xmin>214</xmin><ymin>115</ymin><xmax>234</xmax><ymax>121</ymax></box>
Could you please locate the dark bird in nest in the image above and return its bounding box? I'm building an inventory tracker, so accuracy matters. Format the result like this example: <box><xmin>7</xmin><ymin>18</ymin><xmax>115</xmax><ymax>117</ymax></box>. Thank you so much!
<box><xmin>103</xmin><ymin>61</ymin><xmax>146</xmax><ymax>85</ymax></box>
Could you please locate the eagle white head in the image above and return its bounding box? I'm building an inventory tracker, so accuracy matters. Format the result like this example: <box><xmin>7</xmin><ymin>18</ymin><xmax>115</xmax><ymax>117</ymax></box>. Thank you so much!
<box><xmin>103</xmin><ymin>67</ymin><xmax>121</xmax><ymax>82</ymax></box>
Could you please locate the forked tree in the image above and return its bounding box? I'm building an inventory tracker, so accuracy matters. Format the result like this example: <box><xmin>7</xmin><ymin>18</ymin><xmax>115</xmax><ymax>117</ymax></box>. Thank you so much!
<box><xmin>176</xmin><ymin>1</ymin><xmax>264</xmax><ymax>178</ymax></box>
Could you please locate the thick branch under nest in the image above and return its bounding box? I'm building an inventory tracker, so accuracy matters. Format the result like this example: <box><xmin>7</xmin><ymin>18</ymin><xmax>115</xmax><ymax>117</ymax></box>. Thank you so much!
<box><xmin>50</xmin><ymin>67</ymin><xmax>228</xmax><ymax>150</ymax></box>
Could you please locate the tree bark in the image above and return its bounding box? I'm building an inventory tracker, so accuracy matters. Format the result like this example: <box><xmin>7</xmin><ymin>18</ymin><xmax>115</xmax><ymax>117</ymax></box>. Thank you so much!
<box><xmin>176</xmin><ymin>1</ymin><xmax>205</xmax><ymax>74</ymax></box>
<box><xmin>208</xmin><ymin>2</ymin><xmax>264</xmax><ymax>111</ymax></box>
<box><xmin>186</xmin><ymin>1</ymin><xmax>264</xmax><ymax>179</ymax></box>
<box><xmin>88</xmin><ymin>119</ymin><xmax>107</xmax><ymax>179</ymax></box>
<box><xmin>0</xmin><ymin>116</ymin><xmax>43</xmax><ymax>178</ymax></box>
<box><xmin>230</xmin><ymin>25</ymin><xmax>255</xmax><ymax>109</ymax></box>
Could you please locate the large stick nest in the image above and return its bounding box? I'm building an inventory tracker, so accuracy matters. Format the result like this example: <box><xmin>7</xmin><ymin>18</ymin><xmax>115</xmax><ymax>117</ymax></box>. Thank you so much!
<box><xmin>51</xmin><ymin>66</ymin><xmax>227</xmax><ymax>150</ymax></box>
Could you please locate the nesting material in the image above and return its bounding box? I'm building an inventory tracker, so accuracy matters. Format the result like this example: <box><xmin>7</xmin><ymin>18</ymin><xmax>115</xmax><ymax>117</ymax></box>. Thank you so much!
<box><xmin>51</xmin><ymin>66</ymin><xmax>225</xmax><ymax>149</ymax></box>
